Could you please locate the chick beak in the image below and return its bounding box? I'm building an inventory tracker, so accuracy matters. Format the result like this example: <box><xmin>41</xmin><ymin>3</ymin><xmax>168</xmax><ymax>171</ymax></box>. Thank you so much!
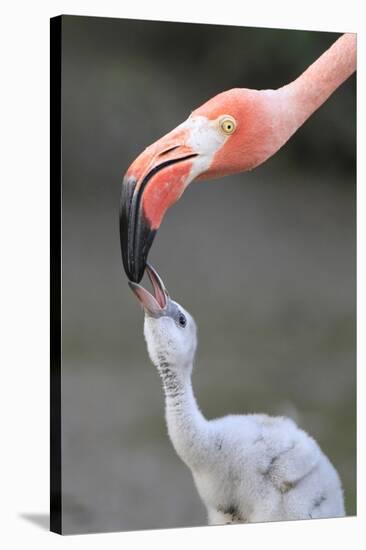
<box><xmin>128</xmin><ymin>263</ymin><xmax>169</xmax><ymax>317</ymax></box>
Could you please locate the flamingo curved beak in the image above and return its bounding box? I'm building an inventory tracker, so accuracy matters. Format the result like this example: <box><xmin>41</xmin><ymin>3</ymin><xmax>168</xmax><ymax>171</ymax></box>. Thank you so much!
<box><xmin>128</xmin><ymin>263</ymin><xmax>169</xmax><ymax>317</ymax></box>
<box><xmin>120</xmin><ymin>127</ymin><xmax>198</xmax><ymax>283</ymax></box>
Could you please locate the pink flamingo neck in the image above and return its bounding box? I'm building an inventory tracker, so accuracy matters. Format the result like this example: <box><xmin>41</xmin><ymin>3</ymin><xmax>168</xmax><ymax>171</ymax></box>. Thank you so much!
<box><xmin>277</xmin><ymin>33</ymin><xmax>356</xmax><ymax>138</ymax></box>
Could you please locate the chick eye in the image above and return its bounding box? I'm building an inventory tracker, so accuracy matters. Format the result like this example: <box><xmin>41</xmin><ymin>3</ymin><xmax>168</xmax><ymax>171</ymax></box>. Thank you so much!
<box><xmin>178</xmin><ymin>313</ymin><xmax>187</xmax><ymax>328</ymax></box>
<box><xmin>219</xmin><ymin>116</ymin><xmax>236</xmax><ymax>135</ymax></box>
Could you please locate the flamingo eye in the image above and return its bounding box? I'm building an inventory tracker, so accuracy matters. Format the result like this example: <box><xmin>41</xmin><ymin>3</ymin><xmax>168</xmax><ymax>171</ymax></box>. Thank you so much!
<box><xmin>178</xmin><ymin>313</ymin><xmax>187</xmax><ymax>328</ymax></box>
<box><xmin>219</xmin><ymin>116</ymin><xmax>237</xmax><ymax>135</ymax></box>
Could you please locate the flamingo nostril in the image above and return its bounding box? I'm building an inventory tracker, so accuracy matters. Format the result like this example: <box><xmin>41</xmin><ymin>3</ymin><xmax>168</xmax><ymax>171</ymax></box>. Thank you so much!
<box><xmin>157</xmin><ymin>145</ymin><xmax>180</xmax><ymax>157</ymax></box>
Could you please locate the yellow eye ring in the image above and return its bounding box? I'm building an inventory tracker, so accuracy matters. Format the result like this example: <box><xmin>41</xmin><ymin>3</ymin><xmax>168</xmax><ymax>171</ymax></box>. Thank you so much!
<box><xmin>219</xmin><ymin>116</ymin><xmax>237</xmax><ymax>135</ymax></box>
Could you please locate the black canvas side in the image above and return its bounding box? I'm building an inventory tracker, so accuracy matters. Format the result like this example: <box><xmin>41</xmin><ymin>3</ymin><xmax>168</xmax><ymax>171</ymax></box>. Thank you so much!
<box><xmin>50</xmin><ymin>14</ymin><xmax>62</xmax><ymax>535</ymax></box>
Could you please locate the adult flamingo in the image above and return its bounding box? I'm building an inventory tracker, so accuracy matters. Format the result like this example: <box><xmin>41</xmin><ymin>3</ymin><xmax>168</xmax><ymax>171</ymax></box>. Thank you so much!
<box><xmin>120</xmin><ymin>33</ymin><xmax>356</xmax><ymax>283</ymax></box>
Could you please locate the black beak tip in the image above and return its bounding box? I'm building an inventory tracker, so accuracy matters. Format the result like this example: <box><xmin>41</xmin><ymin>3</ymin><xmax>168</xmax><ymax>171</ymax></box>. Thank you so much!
<box><xmin>119</xmin><ymin>175</ymin><xmax>158</xmax><ymax>283</ymax></box>
<box><xmin>119</xmin><ymin>205</ymin><xmax>157</xmax><ymax>284</ymax></box>
<box><xmin>130</xmin><ymin>261</ymin><xmax>147</xmax><ymax>284</ymax></box>
<box><xmin>120</xmin><ymin>244</ymin><xmax>146</xmax><ymax>283</ymax></box>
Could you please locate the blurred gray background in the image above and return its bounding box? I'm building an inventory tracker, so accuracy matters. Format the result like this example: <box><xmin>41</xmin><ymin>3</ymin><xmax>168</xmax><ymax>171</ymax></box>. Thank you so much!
<box><xmin>60</xmin><ymin>16</ymin><xmax>356</xmax><ymax>534</ymax></box>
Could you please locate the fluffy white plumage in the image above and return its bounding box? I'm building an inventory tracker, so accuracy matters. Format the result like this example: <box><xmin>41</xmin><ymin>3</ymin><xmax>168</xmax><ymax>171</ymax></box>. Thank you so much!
<box><xmin>131</xmin><ymin>266</ymin><xmax>345</xmax><ymax>525</ymax></box>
